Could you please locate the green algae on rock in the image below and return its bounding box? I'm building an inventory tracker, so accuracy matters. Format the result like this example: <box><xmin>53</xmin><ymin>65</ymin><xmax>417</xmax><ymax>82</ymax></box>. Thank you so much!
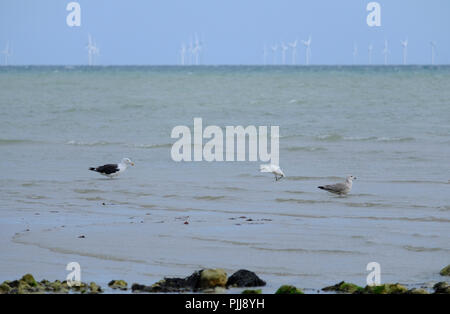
<box><xmin>433</xmin><ymin>282</ymin><xmax>450</xmax><ymax>294</ymax></box>
<box><xmin>361</xmin><ymin>283</ymin><xmax>408</xmax><ymax>294</ymax></box>
<box><xmin>108</xmin><ymin>280</ymin><xmax>128</xmax><ymax>290</ymax></box>
<box><xmin>322</xmin><ymin>281</ymin><xmax>364</xmax><ymax>294</ymax></box>
<box><xmin>275</xmin><ymin>285</ymin><xmax>304</xmax><ymax>294</ymax></box>
<box><xmin>199</xmin><ymin>269</ymin><xmax>227</xmax><ymax>289</ymax></box>
<box><xmin>440</xmin><ymin>265</ymin><xmax>450</xmax><ymax>276</ymax></box>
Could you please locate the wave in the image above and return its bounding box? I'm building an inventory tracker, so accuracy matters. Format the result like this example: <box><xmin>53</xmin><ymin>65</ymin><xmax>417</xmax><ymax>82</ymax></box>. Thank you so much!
<box><xmin>66</xmin><ymin>140</ymin><xmax>120</xmax><ymax>146</ymax></box>
<box><xmin>66</xmin><ymin>140</ymin><xmax>172</xmax><ymax>149</ymax></box>
<box><xmin>275</xmin><ymin>198</ymin><xmax>332</xmax><ymax>205</ymax></box>
<box><xmin>286</xmin><ymin>176</ymin><xmax>342</xmax><ymax>181</ymax></box>
<box><xmin>314</xmin><ymin>134</ymin><xmax>415</xmax><ymax>143</ymax></box>
<box><xmin>403</xmin><ymin>245</ymin><xmax>446</xmax><ymax>253</ymax></box>
<box><xmin>194</xmin><ymin>195</ymin><xmax>226</xmax><ymax>201</ymax></box>
<box><xmin>0</xmin><ymin>139</ymin><xmax>36</xmax><ymax>145</ymax></box>
<box><xmin>285</xmin><ymin>146</ymin><xmax>327</xmax><ymax>152</ymax></box>
<box><xmin>130</xmin><ymin>143</ymin><xmax>173</xmax><ymax>149</ymax></box>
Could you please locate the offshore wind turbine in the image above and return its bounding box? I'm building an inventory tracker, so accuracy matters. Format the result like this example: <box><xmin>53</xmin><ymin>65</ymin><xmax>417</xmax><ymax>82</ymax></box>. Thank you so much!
<box><xmin>430</xmin><ymin>41</ymin><xmax>436</xmax><ymax>65</ymax></box>
<box><xmin>263</xmin><ymin>44</ymin><xmax>268</xmax><ymax>65</ymax></box>
<box><xmin>280</xmin><ymin>42</ymin><xmax>288</xmax><ymax>65</ymax></box>
<box><xmin>86</xmin><ymin>34</ymin><xmax>99</xmax><ymax>66</ymax></box>
<box><xmin>400</xmin><ymin>38</ymin><xmax>408</xmax><ymax>65</ymax></box>
<box><xmin>188</xmin><ymin>39</ymin><xmax>194</xmax><ymax>65</ymax></box>
<box><xmin>352</xmin><ymin>42</ymin><xmax>358</xmax><ymax>65</ymax></box>
<box><xmin>301</xmin><ymin>36</ymin><xmax>312</xmax><ymax>65</ymax></box>
<box><xmin>382</xmin><ymin>40</ymin><xmax>389</xmax><ymax>65</ymax></box>
<box><xmin>368</xmin><ymin>43</ymin><xmax>373</xmax><ymax>65</ymax></box>
<box><xmin>193</xmin><ymin>33</ymin><xmax>203</xmax><ymax>65</ymax></box>
<box><xmin>1</xmin><ymin>41</ymin><xmax>12</xmax><ymax>66</ymax></box>
<box><xmin>288</xmin><ymin>40</ymin><xmax>298</xmax><ymax>65</ymax></box>
<box><xmin>180</xmin><ymin>43</ymin><xmax>187</xmax><ymax>65</ymax></box>
<box><xmin>271</xmin><ymin>44</ymin><xmax>278</xmax><ymax>65</ymax></box>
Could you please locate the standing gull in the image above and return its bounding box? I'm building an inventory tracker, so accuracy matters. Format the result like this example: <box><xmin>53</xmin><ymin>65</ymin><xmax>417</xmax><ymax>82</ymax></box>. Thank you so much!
<box><xmin>260</xmin><ymin>164</ymin><xmax>285</xmax><ymax>181</ymax></box>
<box><xmin>89</xmin><ymin>158</ymin><xmax>134</xmax><ymax>178</ymax></box>
<box><xmin>318</xmin><ymin>175</ymin><xmax>356</xmax><ymax>195</ymax></box>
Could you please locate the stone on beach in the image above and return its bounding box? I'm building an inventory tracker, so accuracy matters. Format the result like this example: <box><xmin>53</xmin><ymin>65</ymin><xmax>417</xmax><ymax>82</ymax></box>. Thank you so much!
<box><xmin>440</xmin><ymin>264</ymin><xmax>450</xmax><ymax>276</ymax></box>
<box><xmin>226</xmin><ymin>269</ymin><xmax>266</xmax><ymax>287</ymax></box>
<box><xmin>108</xmin><ymin>280</ymin><xmax>128</xmax><ymax>290</ymax></box>
<box><xmin>275</xmin><ymin>285</ymin><xmax>304</xmax><ymax>294</ymax></box>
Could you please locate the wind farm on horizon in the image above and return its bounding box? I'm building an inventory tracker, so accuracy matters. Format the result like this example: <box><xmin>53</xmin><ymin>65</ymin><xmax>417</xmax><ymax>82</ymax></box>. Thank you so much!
<box><xmin>0</xmin><ymin>34</ymin><xmax>446</xmax><ymax>66</ymax></box>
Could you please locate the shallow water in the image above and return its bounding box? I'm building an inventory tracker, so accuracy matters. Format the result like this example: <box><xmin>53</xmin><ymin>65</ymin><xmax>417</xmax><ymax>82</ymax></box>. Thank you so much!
<box><xmin>0</xmin><ymin>66</ymin><xmax>449</xmax><ymax>291</ymax></box>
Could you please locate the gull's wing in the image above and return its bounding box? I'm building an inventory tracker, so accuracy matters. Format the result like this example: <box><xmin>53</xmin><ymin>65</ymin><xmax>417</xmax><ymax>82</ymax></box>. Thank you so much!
<box><xmin>318</xmin><ymin>182</ymin><xmax>349</xmax><ymax>194</ymax></box>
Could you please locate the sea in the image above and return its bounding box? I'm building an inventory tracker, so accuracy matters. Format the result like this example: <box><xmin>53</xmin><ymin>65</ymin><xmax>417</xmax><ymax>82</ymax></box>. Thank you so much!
<box><xmin>0</xmin><ymin>65</ymin><xmax>449</xmax><ymax>292</ymax></box>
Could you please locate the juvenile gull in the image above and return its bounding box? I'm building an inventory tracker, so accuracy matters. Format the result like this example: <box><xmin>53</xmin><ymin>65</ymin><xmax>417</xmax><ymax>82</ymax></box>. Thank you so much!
<box><xmin>260</xmin><ymin>164</ymin><xmax>285</xmax><ymax>181</ymax></box>
<box><xmin>89</xmin><ymin>158</ymin><xmax>134</xmax><ymax>178</ymax></box>
<box><xmin>318</xmin><ymin>175</ymin><xmax>356</xmax><ymax>195</ymax></box>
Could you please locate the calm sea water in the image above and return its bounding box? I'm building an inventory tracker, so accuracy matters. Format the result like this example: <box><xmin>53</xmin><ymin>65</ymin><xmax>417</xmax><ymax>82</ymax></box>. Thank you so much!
<box><xmin>0</xmin><ymin>66</ymin><xmax>449</xmax><ymax>291</ymax></box>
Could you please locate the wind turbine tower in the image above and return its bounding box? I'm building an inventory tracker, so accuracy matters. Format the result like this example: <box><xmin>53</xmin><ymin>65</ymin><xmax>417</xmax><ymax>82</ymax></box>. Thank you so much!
<box><xmin>430</xmin><ymin>41</ymin><xmax>436</xmax><ymax>65</ymax></box>
<box><xmin>400</xmin><ymin>39</ymin><xmax>408</xmax><ymax>65</ymax></box>
<box><xmin>271</xmin><ymin>44</ymin><xmax>278</xmax><ymax>65</ymax></box>
<box><xmin>180</xmin><ymin>43</ymin><xmax>187</xmax><ymax>65</ymax></box>
<box><xmin>1</xmin><ymin>42</ymin><xmax>12</xmax><ymax>66</ymax></box>
<box><xmin>382</xmin><ymin>40</ymin><xmax>389</xmax><ymax>65</ymax></box>
<box><xmin>352</xmin><ymin>42</ymin><xmax>358</xmax><ymax>65</ymax></box>
<box><xmin>86</xmin><ymin>34</ymin><xmax>99</xmax><ymax>66</ymax></box>
<box><xmin>301</xmin><ymin>36</ymin><xmax>312</xmax><ymax>65</ymax></box>
<box><xmin>281</xmin><ymin>42</ymin><xmax>288</xmax><ymax>65</ymax></box>
<box><xmin>263</xmin><ymin>44</ymin><xmax>268</xmax><ymax>65</ymax></box>
<box><xmin>368</xmin><ymin>43</ymin><xmax>373</xmax><ymax>65</ymax></box>
<box><xmin>288</xmin><ymin>40</ymin><xmax>298</xmax><ymax>65</ymax></box>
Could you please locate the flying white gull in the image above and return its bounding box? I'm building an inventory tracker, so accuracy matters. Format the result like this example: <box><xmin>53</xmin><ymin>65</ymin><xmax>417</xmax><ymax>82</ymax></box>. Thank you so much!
<box><xmin>318</xmin><ymin>175</ymin><xmax>356</xmax><ymax>195</ymax></box>
<box><xmin>260</xmin><ymin>164</ymin><xmax>285</xmax><ymax>181</ymax></box>
<box><xmin>89</xmin><ymin>158</ymin><xmax>134</xmax><ymax>178</ymax></box>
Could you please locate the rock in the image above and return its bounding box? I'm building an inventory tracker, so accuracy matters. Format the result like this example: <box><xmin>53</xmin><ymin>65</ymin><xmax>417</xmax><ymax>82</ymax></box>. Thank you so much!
<box><xmin>440</xmin><ymin>265</ymin><xmax>450</xmax><ymax>276</ymax></box>
<box><xmin>89</xmin><ymin>282</ymin><xmax>103</xmax><ymax>294</ymax></box>
<box><xmin>322</xmin><ymin>281</ymin><xmax>363</xmax><ymax>294</ymax></box>
<box><xmin>241</xmin><ymin>289</ymin><xmax>262</xmax><ymax>294</ymax></box>
<box><xmin>21</xmin><ymin>274</ymin><xmax>37</xmax><ymax>287</ymax></box>
<box><xmin>0</xmin><ymin>282</ymin><xmax>11</xmax><ymax>294</ymax></box>
<box><xmin>362</xmin><ymin>283</ymin><xmax>408</xmax><ymax>294</ymax></box>
<box><xmin>108</xmin><ymin>280</ymin><xmax>128</xmax><ymax>290</ymax></box>
<box><xmin>433</xmin><ymin>282</ymin><xmax>450</xmax><ymax>294</ymax></box>
<box><xmin>132</xmin><ymin>271</ymin><xmax>202</xmax><ymax>293</ymax></box>
<box><xmin>199</xmin><ymin>269</ymin><xmax>227</xmax><ymax>289</ymax></box>
<box><xmin>226</xmin><ymin>270</ymin><xmax>266</xmax><ymax>288</ymax></box>
<box><xmin>275</xmin><ymin>285</ymin><xmax>304</xmax><ymax>294</ymax></box>
<box><xmin>133</xmin><ymin>269</ymin><xmax>229</xmax><ymax>293</ymax></box>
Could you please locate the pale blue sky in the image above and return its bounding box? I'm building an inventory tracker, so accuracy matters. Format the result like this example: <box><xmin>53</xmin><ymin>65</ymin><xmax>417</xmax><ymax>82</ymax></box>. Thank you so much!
<box><xmin>0</xmin><ymin>0</ymin><xmax>449</xmax><ymax>65</ymax></box>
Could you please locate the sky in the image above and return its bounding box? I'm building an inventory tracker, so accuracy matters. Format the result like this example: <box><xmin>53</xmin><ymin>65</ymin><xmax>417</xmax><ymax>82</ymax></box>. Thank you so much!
<box><xmin>0</xmin><ymin>0</ymin><xmax>449</xmax><ymax>65</ymax></box>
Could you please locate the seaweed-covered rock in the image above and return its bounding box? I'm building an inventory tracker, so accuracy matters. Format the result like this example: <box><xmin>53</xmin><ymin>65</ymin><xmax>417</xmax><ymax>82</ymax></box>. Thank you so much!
<box><xmin>322</xmin><ymin>281</ymin><xmax>363</xmax><ymax>294</ymax></box>
<box><xmin>241</xmin><ymin>289</ymin><xmax>262</xmax><ymax>294</ymax></box>
<box><xmin>108</xmin><ymin>280</ymin><xmax>128</xmax><ymax>290</ymax></box>
<box><xmin>21</xmin><ymin>274</ymin><xmax>38</xmax><ymax>287</ymax></box>
<box><xmin>433</xmin><ymin>282</ymin><xmax>450</xmax><ymax>294</ymax></box>
<box><xmin>0</xmin><ymin>282</ymin><xmax>11</xmax><ymax>294</ymax></box>
<box><xmin>132</xmin><ymin>271</ymin><xmax>202</xmax><ymax>293</ymax></box>
<box><xmin>199</xmin><ymin>269</ymin><xmax>227</xmax><ymax>289</ymax></box>
<box><xmin>362</xmin><ymin>283</ymin><xmax>408</xmax><ymax>294</ymax></box>
<box><xmin>440</xmin><ymin>265</ymin><xmax>450</xmax><ymax>276</ymax></box>
<box><xmin>226</xmin><ymin>270</ymin><xmax>266</xmax><ymax>288</ymax></box>
<box><xmin>89</xmin><ymin>282</ymin><xmax>103</xmax><ymax>294</ymax></box>
<box><xmin>275</xmin><ymin>285</ymin><xmax>304</xmax><ymax>294</ymax></box>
